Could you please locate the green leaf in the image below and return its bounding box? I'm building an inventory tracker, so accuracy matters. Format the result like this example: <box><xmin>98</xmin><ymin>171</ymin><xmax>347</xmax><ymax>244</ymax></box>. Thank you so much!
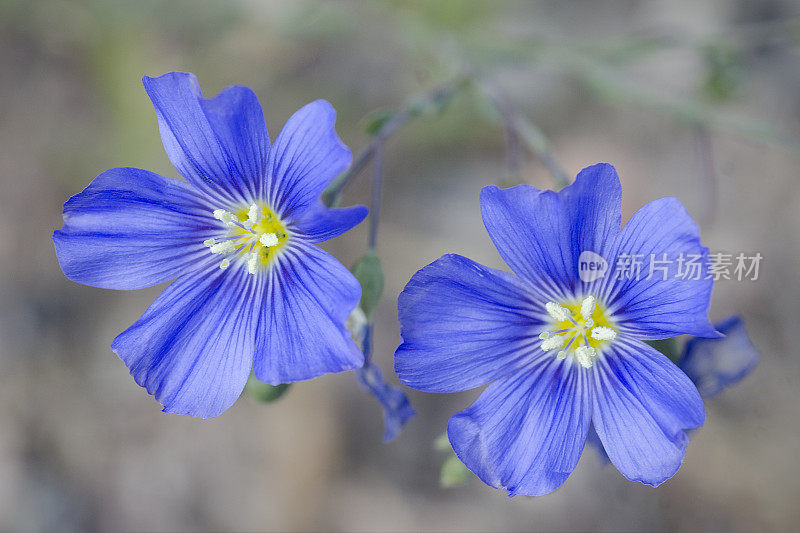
<box><xmin>440</xmin><ymin>454</ymin><xmax>472</xmax><ymax>488</ymax></box>
<box><xmin>351</xmin><ymin>251</ymin><xmax>384</xmax><ymax>317</ymax></box>
<box><xmin>245</xmin><ymin>374</ymin><xmax>291</xmax><ymax>403</ymax></box>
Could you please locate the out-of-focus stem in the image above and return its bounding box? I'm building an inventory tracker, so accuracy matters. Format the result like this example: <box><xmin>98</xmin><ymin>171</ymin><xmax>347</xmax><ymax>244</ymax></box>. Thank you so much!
<box><xmin>549</xmin><ymin>49</ymin><xmax>800</xmax><ymax>157</ymax></box>
<box><xmin>477</xmin><ymin>79</ymin><xmax>570</xmax><ymax>189</ymax></box>
<box><xmin>512</xmin><ymin>115</ymin><xmax>570</xmax><ymax>189</ymax></box>
<box><xmin>322</xmin><ymin>74</ymin><xmax>471</xmax><ymax>207</ymax></box>
<box><xmin>368</xmin><ymin>144</ymin><xmax>383</xmax><ymax>251</ymax></box>
<box><xmin>693</xmin><ymin>125</ymin><xmax>717</xmax><ymax>227</ymax></box>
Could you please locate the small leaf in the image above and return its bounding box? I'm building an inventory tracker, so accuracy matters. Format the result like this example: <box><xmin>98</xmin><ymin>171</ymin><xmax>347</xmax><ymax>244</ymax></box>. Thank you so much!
<box><xmin>361</xmin><ymin>108</ymin><xmax>395</xmax><ymax>136</ymax></box>
<box><xmin>245</xmin><ymin>374</ymin><xmax>290</xmax><ymax>403</ymax></box>
<box><xmin>351</xmin><ymin>251</ymin><xmax>384</xmax><ymax>317</ymax></box>
<box><xmin>440</xmin><ymin>454</ymin><xmax>472</xmax><ymax>488</ymax></box>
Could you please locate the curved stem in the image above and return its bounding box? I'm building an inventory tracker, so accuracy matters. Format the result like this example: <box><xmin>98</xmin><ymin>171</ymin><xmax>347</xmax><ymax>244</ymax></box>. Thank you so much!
<box><xmin>476</xmin><ymin>78</ymin><xmax>570</xmax><ymax>189</ymax></box>
<box><xmin>322</xmin><ymin>74</ymin><xmax>471</xmax><ymax>207</ymax></box>
<box><xmin>368</xmin><ymin>143</ymin><xmax>383</xmax><ymax>251</ymax></box>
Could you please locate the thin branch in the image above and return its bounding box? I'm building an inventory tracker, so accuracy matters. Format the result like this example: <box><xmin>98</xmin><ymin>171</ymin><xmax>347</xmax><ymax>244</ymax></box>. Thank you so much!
<box><xmin>512</xmin><ymin>115</ymin><xmax>570</xmax><ymax>189</ymax></box>
<box><xmin>322</xmin><ymin>74</ymin><xmax>471</xmax><ymax>207</ymax></box>
<box><xmin>693</xmin><ymin>125</ymin><xmax>717</xmax><ymax>227</ymax></box>
<box><xmin>502</xmin><ymin>113</ymin><xmax>522</xmax><ymax>177</ymax></box>
<box><xmin>477</xmin><ymin>79</ymin><xmax>570</xmax><ymax>188</ymax></box>
<box><xmin>368</xmin><ymin>143</ymin><xmax>383</xmax><ymax>250</ymax></box>
<box><xmin>546</xmin><ymin>48</ymin><xmax>800</xmax><ymax>157</ymax></box>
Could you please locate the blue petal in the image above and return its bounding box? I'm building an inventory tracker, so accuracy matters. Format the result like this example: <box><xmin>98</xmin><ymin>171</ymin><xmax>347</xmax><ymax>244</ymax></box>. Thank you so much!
<box><xmin>599</xmin><ymin>197</ymin><xmax>718</xmax><ymax>339</ymax></box>
<box><xmin>293</xmin><ymin>200</ymin><xmax>368</xmax><ymax>243</ymax></box>
<box><xmin>143</xmin><ymin>72</ymin><xmax>268</xmax><ymax>201</ymax></box>
<box><xmin>395</xmin><ymin>254</ymin><xmax>545</xmax><ymax>393</ymax></box>
<box><xmin>448</xmin><ymin>358</ymin><xmax>592</xmax><ymax>497</ymax></box>
<box><xmin>265</xmin><ymin>100</ymin><xmax>352</xmax><ymax>222</ymax></box>
<box><xmin>53</xmin><ymin>167</ymin><xmax>216</xmax><ymax>290</ymax></box>
<box><xmin>591</xmin><ymin>338</ymin><xmax>704</xmax><ymax>486</ymax></box>
<box><xmin>679</xmin><ymin>316</ymin><xmax>759</xmax><ymax>397</ymax></box>
<box><xmin>356</xmin><ymin>361</ymin><xmax>416</xmax><ymax>442</ymax></box>
<box><xmin>200</xmin><ymin>84</ymin><xmax>270</xmax><ymax>196</ymax></box>
<box><xmin>253</xmin><ymin>241</ymin><xmax>363</xmax><ymax>384</ymax></box>
<box><xmin>479</xmin><ymin>163</ymin><xmax>622</xmax><ymax>300</ymax></box>
<box><xmin>111</xmin><ymin>263</ymin><xmax>261</xmax><ymax>418</ymax></box>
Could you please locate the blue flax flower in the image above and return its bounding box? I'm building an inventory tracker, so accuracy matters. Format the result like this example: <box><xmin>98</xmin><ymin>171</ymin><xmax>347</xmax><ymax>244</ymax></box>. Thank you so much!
<box><xmin>349</xmin><ymin>310</ymin><xmax>415</xmax><ymax>441</ymax></box>
<box><xmin>357</xmin><ymin>361</ymin><xmax>417</xmax><ymax>442</ymax></box>
<box><xmin>53</xmin><ymin>72</ymin><xmax>367</xmax><ymax>418</ymax></box>
<box><xmin>679</xmin><ymin>315</ymin><xmax>759</xmax><ymax>397</ymax></box>
<box><xmin>395</xmin><ymin>163</ymin><xmax>719</xmax><ymax>496</ymax></box>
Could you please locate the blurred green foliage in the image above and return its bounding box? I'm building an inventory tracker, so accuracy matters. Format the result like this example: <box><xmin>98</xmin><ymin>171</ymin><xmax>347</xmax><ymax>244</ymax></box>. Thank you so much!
<box><xmin>434</xmin><ymin>432</ymin><xmax>472</xmax><ymax>488</ymax></box>
<box><xmin>702</xmin><ymin>43</ymin><xmax>744</xmax><ymax>102</ymax></box>
<box><xmin>440</xmin><ymin>454</ymin><xmax>472</xmax><ymax>488</ymax></box>
<box><xmin>245</xmin><ymin>375</ymin><xmax>291</xmax><ymax>404</ymax></box>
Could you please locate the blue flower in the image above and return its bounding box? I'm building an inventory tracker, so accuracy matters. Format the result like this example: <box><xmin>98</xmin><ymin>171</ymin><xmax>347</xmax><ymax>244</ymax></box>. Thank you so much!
<box><xmin>356</xmin><ymin>360</ymin><xmax>417</xmax><ymax>442</ymax></box>
<box><xmin>53</xmin><ymin>72</ymin><xmax>367</xmax><ymax>418</ymax></box>
<box><xmin>679</xmin><ymin>315</ymin><xmax>759</xmax><ymax>398</ymax></box>
<box><xmin>395</xmin><ymin>163</ymin><xmax>719</xmax><ymax>496</ymax></box>
<box><xmin>348</xmin><ymin>308</ymin><xmax>416</xmax><ymax>441</ymax></box>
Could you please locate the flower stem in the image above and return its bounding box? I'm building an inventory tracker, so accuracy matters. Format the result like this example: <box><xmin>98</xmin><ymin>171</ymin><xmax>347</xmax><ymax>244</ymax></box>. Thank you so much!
<box><xmin>362</xmin><ymin>323</ymin><xmax>373</xmax><ymax>364</ymax></box>
<box><xmin>693</xmin><ymin>125</ymin><xmax>717</xmax><ymax>227</ymax></box>
<box><xmin>476</xmin><ymin>78</ymin><xmax>570</xmax><ymax>189</ymax></box>
<box><xmin>368</xmin><ymin>143</ymin><xmax>383</xmax><ymax>251</ymax></box>
<box><xmin>322</xmin><ymin>74</ymin><xmax>471</xmax><ymax>207</ymax></box>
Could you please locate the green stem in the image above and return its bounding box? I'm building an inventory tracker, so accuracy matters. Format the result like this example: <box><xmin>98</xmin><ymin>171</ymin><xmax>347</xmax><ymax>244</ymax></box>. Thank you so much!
<box><xmin>544</xmin><ymin>48</ymin><xmax>800</xmax><ymax>157</ymax></box>
<box><xmin>476</xmin><ymin>78</ymin><xmax>570</xmax><ymax>189</ymax></box>
<box><xmin>322</xmin><ymin>74</ymin><xmax>471</xmax><ymax>207</ymax></box>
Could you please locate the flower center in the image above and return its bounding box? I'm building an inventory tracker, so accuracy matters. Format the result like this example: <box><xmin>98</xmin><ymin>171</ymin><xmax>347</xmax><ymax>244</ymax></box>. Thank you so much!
<box><xmin>538</xmin><ymin>295</ymin><xmax>617</xmax><ymax>368</ymax></box>
<box><xmin>204</xmin><ymin>203</ymin><xmax>289</xmax><ymax>274</ymax></box>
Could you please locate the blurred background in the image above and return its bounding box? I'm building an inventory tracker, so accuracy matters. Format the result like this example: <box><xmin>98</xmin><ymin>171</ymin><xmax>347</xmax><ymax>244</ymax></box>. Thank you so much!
<box><xmin>1</xmin><ymin>0</ymin><xmax>799</xmax><ymax>531</ymax></box>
